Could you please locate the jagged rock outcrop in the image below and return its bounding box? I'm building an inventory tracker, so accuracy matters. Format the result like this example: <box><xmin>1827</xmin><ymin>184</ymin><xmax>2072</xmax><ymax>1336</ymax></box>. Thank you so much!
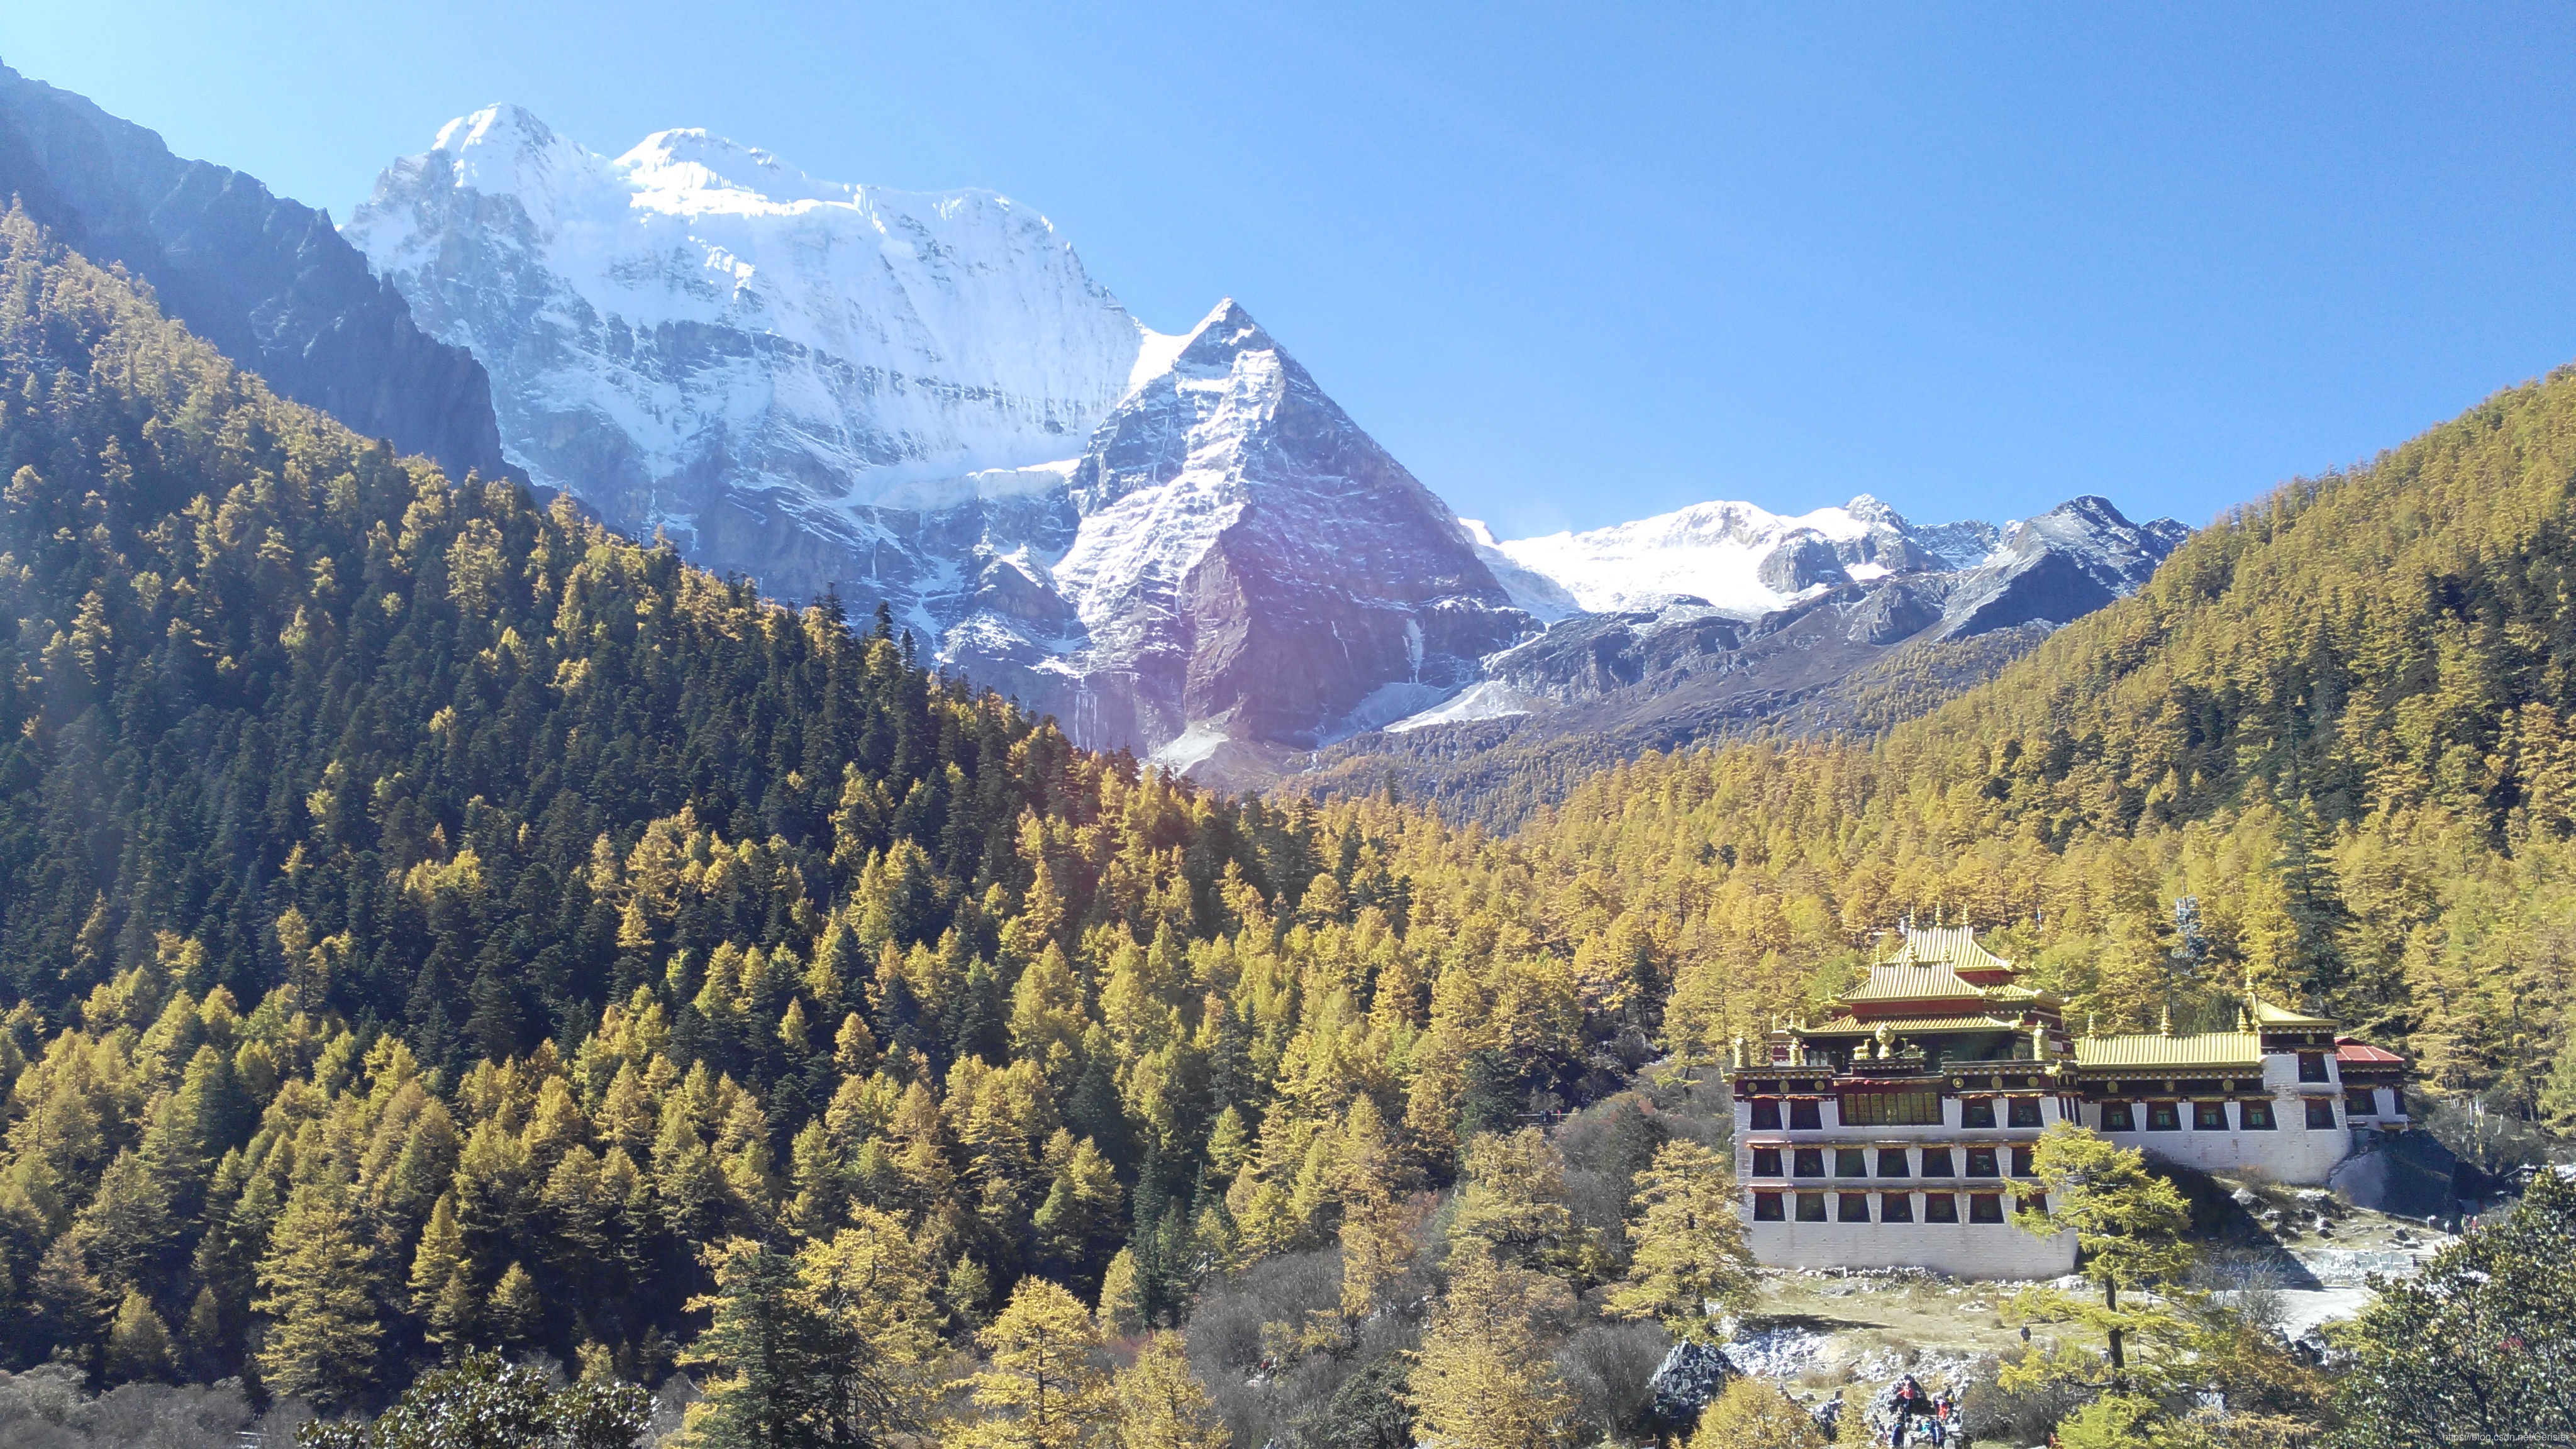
<box><xmin>0</xmin><ymin>63</ymin><xmax>512</xmax><ymax>485</ymax></box>
<box><xmin>1929</xmin><ymin>496</ymin><xmax>2189</xmax><ymax>639</ymax></box>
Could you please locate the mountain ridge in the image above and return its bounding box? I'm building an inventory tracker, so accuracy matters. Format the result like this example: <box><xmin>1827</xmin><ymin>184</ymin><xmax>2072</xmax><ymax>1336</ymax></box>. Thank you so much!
<box><xmin>0</xmin><ymin>60</ymin><xmax>514</xmax><ymax>487</ymax></box>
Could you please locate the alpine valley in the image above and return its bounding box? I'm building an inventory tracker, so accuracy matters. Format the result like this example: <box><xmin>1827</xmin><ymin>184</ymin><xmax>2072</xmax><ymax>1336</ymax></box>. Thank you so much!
<box><xmin>2</xmin><ymin>50</ymin><xmax>2573</xmax><ymax>1449</ymax></box>
<box><xmin>336</xmin><ymin>105</ymin><xmax>2184</xmax><ymax>787</ymax></box>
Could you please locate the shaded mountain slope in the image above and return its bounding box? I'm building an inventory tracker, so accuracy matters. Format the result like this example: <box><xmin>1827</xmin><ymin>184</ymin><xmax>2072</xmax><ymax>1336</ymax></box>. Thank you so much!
<box><xmin>0</xmin><ymin>62</ymin><xmax>512</xmax><ymax>486</ymax></box>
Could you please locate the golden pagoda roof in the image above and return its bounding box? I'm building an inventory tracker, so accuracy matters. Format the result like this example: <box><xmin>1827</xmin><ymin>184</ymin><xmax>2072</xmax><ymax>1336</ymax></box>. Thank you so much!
<box><xmin>1886</xmin><ymin>924</ymin><xmax>2015</xmax><ymax>974</ymax></box>
<box><xmin>1799</xmin><ymin>1013</ymin><xmax>2034</xmax><ymax>1036</ymax></box>
<box><xmin>2072</xmin><ymin>1031</ymin><xmax>2263</xmax><ymax>1070</ymax></box>
<box><xmin>2251</xmin><ymin>997</ymin><xmax>2336</xmax><ymax>1029</ymax></box>
<box><xmin>1843</xmin><ymin>963</ymin><xmax>1989</xmax><ymax>1003</ymax></box>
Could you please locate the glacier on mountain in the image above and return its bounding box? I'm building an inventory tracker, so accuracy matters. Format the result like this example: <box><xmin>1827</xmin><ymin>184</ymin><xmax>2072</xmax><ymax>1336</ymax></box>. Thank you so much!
<box><xmin>346</xmin><ymin>104</ymin><xmax>1158</xmax><ymax>605</ymax></box>
<box><xmin>1491</xmin><ymin>494</ymin><xmax>2004</xmax><ymax>618</ymax></box>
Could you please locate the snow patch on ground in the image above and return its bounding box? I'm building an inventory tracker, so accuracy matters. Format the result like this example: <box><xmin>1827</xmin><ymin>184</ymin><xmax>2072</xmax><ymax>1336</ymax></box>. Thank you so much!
<box><xmin>1723</xmin><ymin>1324</ymin><xmax>1832</xmax><ymax>1379</ymax></box>
<box><xmin>1147</xmin><ymin>721</ymin><xmax>1231</xmax><ymax>774</ymax></box>
<box><xmin>1384</xmin><ymin>679</ymin><xmax>1540</xmax><ymax>732</ymax></box>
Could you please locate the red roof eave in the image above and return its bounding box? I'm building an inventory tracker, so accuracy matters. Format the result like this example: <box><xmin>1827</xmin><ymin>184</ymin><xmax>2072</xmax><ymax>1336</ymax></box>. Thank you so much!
<box><xmin>2334</xmin><ymin>1036</ymin><xmax>2405</xmax><ymax>1065</ymax></box>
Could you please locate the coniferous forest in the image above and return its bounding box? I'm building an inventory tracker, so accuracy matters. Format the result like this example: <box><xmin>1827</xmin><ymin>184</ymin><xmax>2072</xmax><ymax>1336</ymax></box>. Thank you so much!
<box><xmin>1</xmin><ymin>196</ymin><xmax>2574</xmax><ymax>1449</ymax></box>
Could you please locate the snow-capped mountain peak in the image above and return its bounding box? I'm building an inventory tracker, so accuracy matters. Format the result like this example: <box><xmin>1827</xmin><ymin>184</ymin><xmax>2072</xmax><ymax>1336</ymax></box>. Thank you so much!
<box><xmin>1489</xmin><ymin>494</ymin><xmax>1999</xmax><ymax>616</ymax></box>
<box><xmin>347</xmin><ymin>106</ymin><xmax>1148</xmax><ymax>533</ymax></box>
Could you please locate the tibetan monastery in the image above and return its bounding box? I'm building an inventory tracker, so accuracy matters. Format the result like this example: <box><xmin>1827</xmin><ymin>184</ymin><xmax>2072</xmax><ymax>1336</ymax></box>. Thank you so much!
<box><xmin>1724</xmin><ymin>923</ymin><xmax>2413</xmax><ymax>1279</ymax></box>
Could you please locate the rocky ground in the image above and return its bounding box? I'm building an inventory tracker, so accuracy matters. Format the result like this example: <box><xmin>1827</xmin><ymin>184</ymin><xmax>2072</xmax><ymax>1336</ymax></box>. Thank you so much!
<box><xmin>1707</xmin><ymin>1175</ymin><xmax>2452</xmax><ymax>1445</ymax></box>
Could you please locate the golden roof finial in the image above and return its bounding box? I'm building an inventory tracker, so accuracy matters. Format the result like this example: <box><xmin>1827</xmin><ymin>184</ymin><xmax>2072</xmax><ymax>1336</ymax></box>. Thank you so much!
<box><xmin>2159</xmin><ymin>1004</ymin><xmax>2173</xmax><ymax>1037</ymax></box>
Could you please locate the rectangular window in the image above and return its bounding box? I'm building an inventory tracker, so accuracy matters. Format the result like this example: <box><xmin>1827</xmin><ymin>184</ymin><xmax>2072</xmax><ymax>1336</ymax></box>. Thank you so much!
<box><xmin>1924</xmin><ymin>1193</ymin><xmax>1960</xmax><ymax>1223</ymax></box>
<box><xmin>1793</xmin><ymin>1148</ymin><xmax>1825</xmax><ymax>1177</ymax></box>
<box><xmin>1877</xmin><ymin>1148</ymin><xmax>1911</xmax><ymax>1177</ymax></box>
<box><xmin>2390</xmin><ymin>1087</ymin><xmax>2407</xmax><ymax>1117</ymax></box>
<box><xmin>2010</xmin><ymin>1146</ymin><xmax>2035</xmax><ymax>1177</ymax></box>
<box><xmin>1961</xmin><ymin>1097</ymin><xmax>1997</xmax><ymax>1128</ymax></box>
<box><xmin>2148</xmin><ymin>1101</ymin><xmax>2182</xmax><ymax>1131</ymax></box>
<box><xmin>1919</xmin><ymin>1147</ymin><xmax>1956</xmax><ymax>1177</ymax></box>
<box><xmin>2298</xmin><ymin>1053</ymin><xmax>2329</xmax><ymax>1084</ymax></box>
<box><xmin>1965</xmin><ymin>1146</ymin><xmax>2000</xmax><ymax>1177</ymax></box>
<box><xmin>2008</xmin><ymin>1097</ymin><xmax>2044</xmax><ymax>1128</ymax></box>
<box><xmin>1839</xmin><ymin>1192</ymin><xmax>1872</xmax><ymax>1223</ymax></box>
<box><xmin>1840</xmin><ymin>1089</ymin><xmax>1943</xmax><ymax>1126</ymax></box>
<box><xmin>1796</xmin><ymin>1192</ymin><xmax>1828</xmax><ymax>1223</ymax></box>
<box><xmin>2346</xmin><ymin>1089</ymin><xmax>2379</xmax><ymax>1118</ymax></box>
<box><xmin>2194</xmin><ymin>1101</ymin><xmax>2229</xmax><ymax>1131</ymax></box>
<box><xmin>1836</xmin><ymin>1148</ymin><xmax>1869</xmax><ymax>1177</ymax></box>
<box><xmin>1753</xmin><ymin>1191</ymin><xmax>1785</xmax><ymax>1221</ymax></box>
<box><xmin>2305</xmin><ymin>1097</ymin><xmax>2338</xmax><ymax>1130</ymax></box>
<box><xmin>1752</xmin><ymin>1148</ymin><xmax>1784</xmax><ymax>1177</ymax></box>
<box><xmin>1789</xmin><ymin>1099</ymin><xmax>1823</xmax><ymax>1130</ymax></box>
<box><xmin>1880</xmin><ymin>1192</ymin><xmax>1914</xmax><ymax>1223</ymax></box>
<box><xmin>1750</xmin><ymin>1099</ymin><xmax>1782</xmax><ymax>1131</ymax></box>
<box><xmin>2102</xmin><ymin>1102</ymin><xmax>2136</xmax><ymax>1131</ymax></box>
<box><xmin>2018</xmin><ymin>1191</ymin><xmax>2048</xmax><ymax>1215</ymax></box>
<box><xmin>2240</xmin><ymin>1099</ymin><xmax>2276</xmax><ymax>1130</ymax></box>
<box><xmin>1969</xmin><ymin>1194</ymin><xmax>2005</xmax><ymax>1224</ymax></box>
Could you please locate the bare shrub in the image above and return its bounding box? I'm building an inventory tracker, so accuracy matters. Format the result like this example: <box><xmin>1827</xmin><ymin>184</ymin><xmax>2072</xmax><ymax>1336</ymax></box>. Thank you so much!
<box><xmin>0</xmin><ymin>1367</ymin><xmax>261</xmax><ymax>1448</ymax></box>
<box><xmin>1555</xmin><ymin>1319</ymin><xmax>1672</xmax><ymax>1440</ymax></box>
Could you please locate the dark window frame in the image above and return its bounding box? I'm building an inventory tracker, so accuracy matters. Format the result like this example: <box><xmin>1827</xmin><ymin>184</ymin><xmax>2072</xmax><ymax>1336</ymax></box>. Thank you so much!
<box><xmin>1961</xmin><ymin>1097</ymin><xmax>1997</xmax><ymax>1128</ymax></box>
<box><xmin>2304</xmin><ymin>1097</ymin><xmax>2338</xmax><ymax>1130</ymax></box>
<box><xmin>2241</xmin><ymin>1099</ymin><xmax>2276</xmax><ymax>1130</ymax></box>
<box><xmin>1795</xmin><ymin>1192</ymin><xmax>1828</xmax><ymax>1223</ymax></box>
<box><xmin>1965</xmin><ymin>1146</ymin><xmax>2001</xmax><ymax>1178</ymax></box>
<box><xmin>1835</xmin><ymin>1148</ymin><xmax>1870</xmax><ymax>1178</ymax></box>
<box><xmin>1750</xmin><ymin>1098</ymin><xmax>1782</xmax><ymax>1130</ymax></box>
<box><xmin>1877</xmin><ymin>1148</ymin><xmax>1911</xmax><ymax>1177</ymax></box>
<box><xmin>2345</xmin><ymin>1088</ymin><xmax>2379</xmax><ymax>1117</ymax></box>
<box><xmin>1839</xmin><ymin>1192</ymin><xmax>1872</xmax><ymax>1223</ymax></box>
<box><xmin>1969</xmin><ymin>1193</ymin><xmax>2005</xmax><ymax>1224</ymax></box>
<box><xmin>2298</xmin><ymin>1053</ymin><xmax>2329</xmax><ymax>1084</ymax></box>
<box><xmin>1924</xmin><ymin>1193</ymin><xmax>1960</xmax><ymax>1223</ymax></box>
<box><xmin>1793</xmin><ymin>1148</ymin><xmax>1826</xmax><ymax>1177</ymax></box>
<box><xmin>2147</xmin><ymin>1101</ymin><xmax>2182</xmax><ymax>1131</ymax></box>
<box><xmin>1841</xmin><ymin>1089</ymin><xmax>1944</xmax><ymax>1127</ymax></box>
<box><xmin>2102</xmin><ymin>1101</ymin><xmax>2136</xmax><ymax>1131</ymax></box>
<box><xmin>1789</xmin><ymin>1099</ymin><xmax>1823</xmax><ymax>1131</ymax></box>
<box><xmin>1752</xmin><ymin>1148</ymin><xmax>1784</xmax><ymax>1177</ymax></box>
<box><xmin>2007</xmin><ymin>1096</ymin><xmax>2044</xmax><ymax>1128</ymax></box>
<box><xmin>2193</xmin><ymin>1100</ymin><xmax>2229</xmax><ymax>1131</ymax></box>
<box><xmin>1919</xmin><ymin>1147</ymin><xmax>1956</xmax><ymax>1177</ymax></box>
<box><xmin>2010</xmin><ymin>1146</ymin><xmax>2035</xmax><ymax>1177</ymax></box>
<box><xmin>1753</xmin><ymin>1191</ymin><xmax>1785</xmax><ymax>1221</ymax></box>
<box><xmin>1880</xmin><ymin>1191</ymin><xmax>1914</xmax><ymax>1223</ymax></box>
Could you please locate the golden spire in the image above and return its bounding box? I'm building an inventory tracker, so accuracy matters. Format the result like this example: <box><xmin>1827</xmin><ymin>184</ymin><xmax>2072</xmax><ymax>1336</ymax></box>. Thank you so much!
<box><xmin>2159</xmin><ymin>1004</ymin><xmax>2173</xmax><ymax>1037</ymax></box>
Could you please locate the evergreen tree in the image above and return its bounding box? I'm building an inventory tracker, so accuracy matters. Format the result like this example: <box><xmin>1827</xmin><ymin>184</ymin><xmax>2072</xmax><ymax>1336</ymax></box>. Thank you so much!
<box><xmin>954</xmin><ymin>1278</ymin><xmax>1111</xmax><ymax>1449</ymax></box>
<box><xmin>1404</xmin><ymin>1246</ymin><xmax>1571</xmax><ymax>1449</ymax></box>
<box><xmin>1604</xmin><ymin>1139</ymin><xmax>1753</xmax><ymax>1341</ymax></box>
<box><xmin>253</xmin><ymin>1182</ymin><xmax>384</xmax><ymax>1412</ymax></box>
<box><xmin>1108</xmin><ymin>1331</ymin><xmax>1231</xmax><ymax>1449</ymax></box>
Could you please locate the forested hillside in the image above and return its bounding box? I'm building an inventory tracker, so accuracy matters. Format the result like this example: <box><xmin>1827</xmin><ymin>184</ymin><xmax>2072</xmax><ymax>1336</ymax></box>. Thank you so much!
<box><xmin>0</xmin><ymin>210</ymin><xmax>1644</xmax><ymax>1418</ymax></box>
<box><xmin>3</xmin><ymin>188</ymin><xmax>2574</xmax><ymax>1445</ymax></box>
<box><xmin>1461</xmin><ymin>365</ymin><xmax>2576</xmax><ymax>1124</ymax></box>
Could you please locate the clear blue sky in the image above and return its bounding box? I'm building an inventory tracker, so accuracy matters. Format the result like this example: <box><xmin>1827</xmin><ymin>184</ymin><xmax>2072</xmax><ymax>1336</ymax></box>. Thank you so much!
<box><xmin>6</xmin><ymin>4</ymin><xmax>2575</xmax><ymax>539</ymax></box>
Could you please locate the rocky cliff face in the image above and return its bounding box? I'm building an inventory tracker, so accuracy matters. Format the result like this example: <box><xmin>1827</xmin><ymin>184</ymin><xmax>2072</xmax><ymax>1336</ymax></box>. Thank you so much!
<box><xmin>0</xmin><ymin>64</ymin><xmax>511</xmax><ymax>486</ymax></box>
